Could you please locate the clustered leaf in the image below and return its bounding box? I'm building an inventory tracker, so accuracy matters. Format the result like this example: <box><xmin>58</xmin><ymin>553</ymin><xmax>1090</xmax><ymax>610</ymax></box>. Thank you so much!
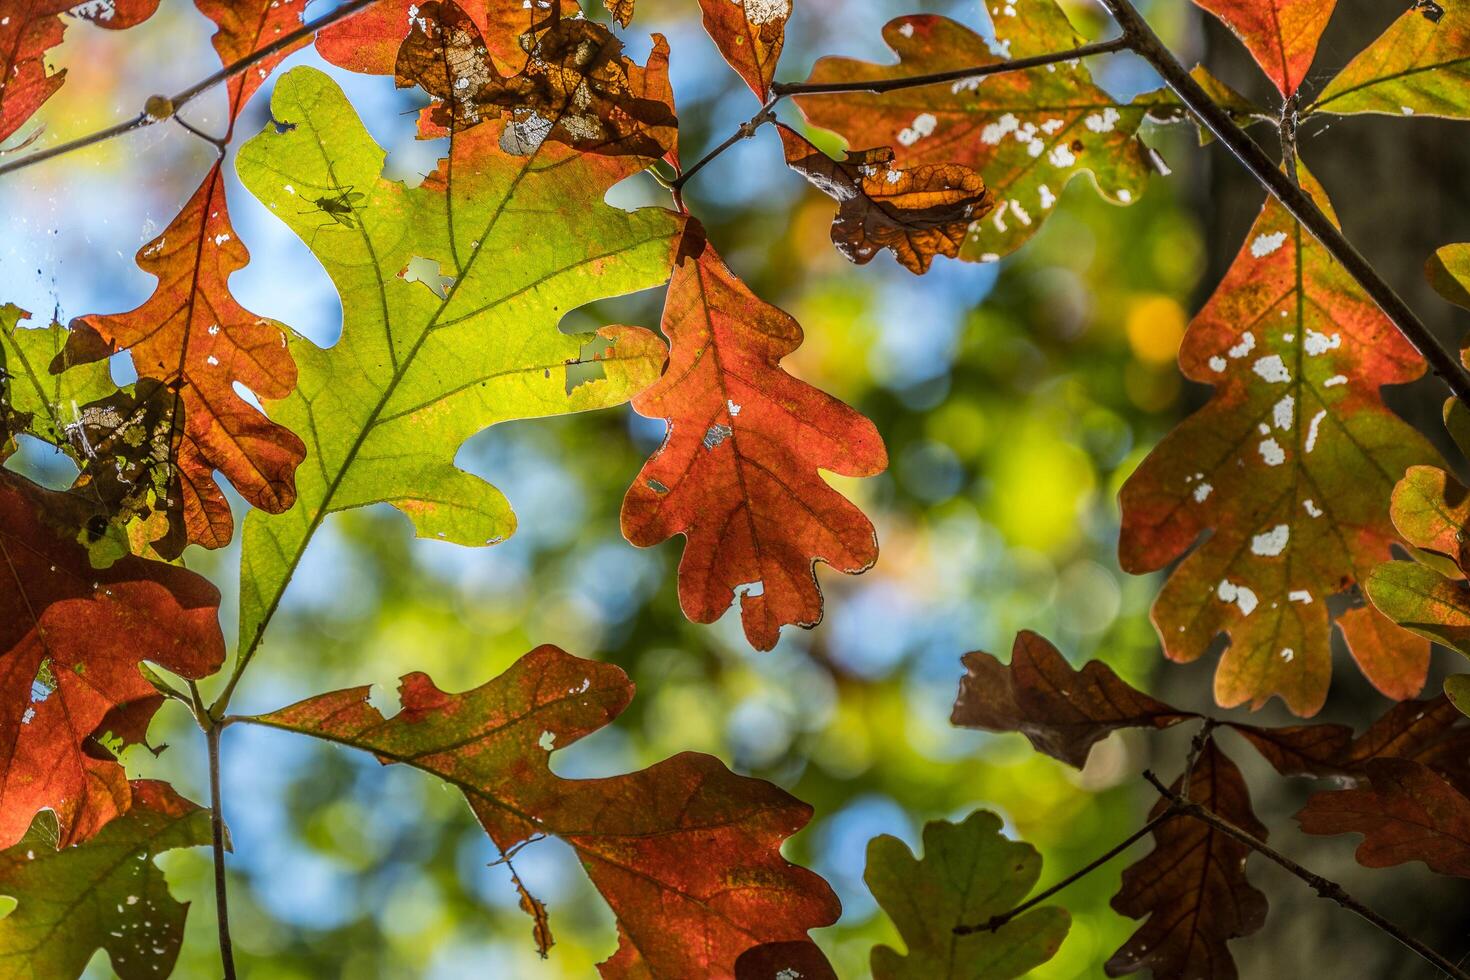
<box><xmin>1119</xmin><ymin>166</ymin><xmax>1436</xmax><ymax>716</ymax></box>
<box><xmin>247</xmin><ymin>644</ymin><xmax>840</xmax><ymax>977</ymax></box>
<box><xmin>0</xmin><ymin>780</ymin><xmax>211</xmax><ymax>979</ymax></box>
<box><xmin>794</xmin><ymin>10</ymin><xmax>1152</xmax><ymax>260</ymax></box>
<box><xmin>621</xmin><ymin>221</ymin><xmax>886</xmax><ymax>650</ymax></box>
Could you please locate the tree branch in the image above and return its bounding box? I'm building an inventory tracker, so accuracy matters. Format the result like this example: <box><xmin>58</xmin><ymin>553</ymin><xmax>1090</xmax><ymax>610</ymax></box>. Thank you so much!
<box><xmin>953</xmin><ymin>808</ymin><xmax>1177</xmax><ymax>936</ymax></box>
<box><xmin>200</xmin><ymin>700</ymin><xmax>238</xmax><ymax>980</ymax></box>
<box><xmin>1142</xmin><ymin>769</ymin><xmax>1470</xmax><ymax>980</ymax></box>
<box><xmin>0</xmin><ymin>0</ymin><xmax>379</xmax><ymax>179</ymax></box>
<box><xmin>1098</xmin><ymin>0</ymin><xmax>1470</xmax><ymax>405</ymax></box>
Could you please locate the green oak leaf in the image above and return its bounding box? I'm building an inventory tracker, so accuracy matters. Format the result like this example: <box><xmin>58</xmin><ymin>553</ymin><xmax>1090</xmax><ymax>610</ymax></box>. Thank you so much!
<box><xmin>1310</xmin><ymin>1</ymin><xmax>1470</xmax><ymax>120</ymax></box>
<box><xmin>0</xmin><ymin>781</ymin><xmax>210</xmax><ymax>980</ymax></box>
<box><xmin>233</xmin><ymin>67</ymin><xmax>676</xmax><ymax>652</ymax></box>
<box><xmin>1</xmin><ymin>303</ymin><xmax>117</xmax><ymax>447</ymax></box>
<box><xmin>866</xmin><ymin>809</ymin><xmax>1070</xmax><ymax>980</ymax></box>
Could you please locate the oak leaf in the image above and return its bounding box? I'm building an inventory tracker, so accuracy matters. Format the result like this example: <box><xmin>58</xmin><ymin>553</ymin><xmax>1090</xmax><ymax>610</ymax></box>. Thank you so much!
<box><xmin>735</xmin><ymin>941</ymin><xmax>837</xmax><ymax>980</ymax></box>
<box><xmin>1107</xmin><ymin>742</ymin><xmax>1269</xmax><ymax>980</ymax></box>
<box><xmin>604</xmin><ymin>0</ymin><xmax>634</xmax><ymax>29</ymax></box>
<box><xmin>950</xmin><ymin>630</ymin><xmax>1194</xmax><ymax>768</ymax></box>
<box><xmin>621</xmin><ymin>221</ymin><xmax>886</xmax><ymax>650</ymax></box>
<box><xmin>1310</xmin><ymin>0</ymin><xmax>1470</xmax><ymax>119</ymax></box>
<box><xmin>0</xmin><ymin>304</ymin><xmax>115</xmax><ymax>451</ymax></box>
<box><xmin>777</xmin><ymin>123</ymin><xmax>994</xmax><ymax>275</ymax></box>
<box><xmin>867</xmin><ymin>810</ymin><xmax>1070</xmax><ymax>980</ymax></box>
<box><xmin>1118</xmin><ymin>167</ymin><xmax>1435</xmax><ymax>716</ymax></box>
<box><xmin>0</xmin><ymin>780</ymin><xmax>210</xmax><ymax>980</ymax></box>
<box><xmin>0</xmin><ymin>0</ymin><xmax>160</xmax><ymax>145</ymax></box>
<box><xmin>247</xmin><ymin>644</ymin><xmax>839</xmax><ymax>978</ymax></box>
<box><xmin>697</xmin><ymin>0</ymin><xmax>791</xmax><ymax>100</ymax></box>
<box><xmin>1191</xmin><ymin>0</ymin><xmax>1334</xmax><ymax>96</ymax></box>
<box><xmin>794</xmin><ymin>12</ymin><xmax>1150</xmax><ymax>259</ymax></box>
<box><xmin>233</xmin><ymin>66</ymin><xmax>674</xmax><ymax>653</ymax></box>
<box><xmin>0</xmin><ymin>471</ymin><xmax>224</xmax><ymax>850</ymax></box>
<box><xmin>1297</xmin><ymin>757</ymin><xmax>1470</xmax><ymax>876</ymax></box>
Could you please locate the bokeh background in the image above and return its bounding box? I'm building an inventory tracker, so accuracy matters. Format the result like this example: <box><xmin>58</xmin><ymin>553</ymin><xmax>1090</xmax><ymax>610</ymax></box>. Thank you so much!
<box><xmin>4</xmin><ymin>0</ymin><xmax>1470</xmax><ymax>976</ymax></box>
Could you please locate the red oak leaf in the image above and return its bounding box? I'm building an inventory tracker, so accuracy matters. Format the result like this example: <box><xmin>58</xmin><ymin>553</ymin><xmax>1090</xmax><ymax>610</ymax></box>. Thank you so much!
<box><xmin>1118</xmin><ymin>167</ymin><xmax>1435</xmax><ymax>716</ymax></box>
<box><xmin>951</xmin><ymin>630</ymin><xmax>1195</xmax><ymax>768</ymax></box>
<box><xmin>1108</xmin><ymin>742</ymin><xmax>1269</xmax><ymax>980</ymax></box>
<box><xmin>0</xmin><ymin>0</ymin><xmax>160</xmax><ymax>145</ymax></box>
<box><xmin>621</xmin><ymin>221</ymin><xmax>887</xmax><ymax>650</ymax></box>
<box><xmin>1192</xmin><ymin>0</ymin><xmax>1336</xmax><ymax>96</ymax></box>
<box><xmin>61</xmin><ymin>0</ymin><xmax>310</xmax><ymax>555</ymax></box>
<box><xmin>697</xmin><ymin>0</ymin><xmax>790</xmax><ymax>99</ymax></box>
<box><xmin>248</xmin><ymin>644</ymin><xmax>840</xmax><ymax>977</ymax></box>
<box><xmin>0</xmin><ymin>471</ymin><xmax>224</xmax><ymax>849</ymax></box>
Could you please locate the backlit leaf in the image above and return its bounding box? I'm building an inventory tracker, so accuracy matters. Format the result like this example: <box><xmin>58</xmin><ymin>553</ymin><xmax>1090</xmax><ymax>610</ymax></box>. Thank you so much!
<box><xmin>0</xmin><ymin>0</ymin><xmax>160</xmax><ymax>146</ymax></box>
<box><xmin>234</xmin><ymin>66</ymin><xmax>675</xmax><ymax>653</ymax></box>
<box><xmin>866</xmin><ymin>810</ymin><xmax>1070</xmax><ymax>980</ymax></box>
<box><xmin>247</xmin><ymin>644</ymin><xmax>839</xmax><ymax>978</ymax></box>
<box><xmin>0</xmin><ymin>471</ymin><xmax>224</xmax><ymax>850</ymax></box>
<box><xmin>697</xmin><ymin>0</ymin><xmax>791</xmax><ymax>99</ymax></box>
<box><xmin>621</xmin><ymin>221</ymin><xmax>886</xmax><ymax>650</ymax></box>
<box><xmin>0</xmin><ymin>780</ymin><xmax>210</xmax><ymax>980</ymax></box>
<box><xmin>1191</xmin><ymin>0</ymin><xmax>1335</xmax><ymax>96</ymax></box>
<box><xmin>794</xmin><ymin>12</ymin><xmax>1150</xmax><ymax>260</ymax></box>
<box><xmin>1297</xmin><ymin>757</ymin><xmax>1470</xmax><ymax>876</ymax></box>
<box><xmin>1310</xmin><ymin>0</ymin><xmax>1470</xmax><ymax>119</ymax></box>
<box><xmin>1107</xmin><ymin>742</ymin><xmax>1269</xmax><ymax>980</ymax></box>
<box><xmin>604</xmin><ymin>0</ymin><xmax>634</xmax><ymax>28</ymax></box>
<box><xmin>1</xmin><ymin>304</ymin><xmax>116</xmax><ymax>448</ymax></box>
<box><xmin>950</xmin><ymin>630</ymin><xmax>1195</xmax><ymax>768</ymax></box>
<box><xmin>777</xmin><ymin>123</ymin><xmax>994</xmax><ymax>274</ymax></box>
<box><xmin>1118</xmin><ymin>167</ymin><xmax>1435</xmax><ymax>716</ymax></box>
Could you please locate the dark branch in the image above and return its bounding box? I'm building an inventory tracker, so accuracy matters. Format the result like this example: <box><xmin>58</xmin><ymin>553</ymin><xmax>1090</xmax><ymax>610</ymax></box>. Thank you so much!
<box><xmin>1143</xmin><ymin>769</ymin><xmax>1470</xmax><ymax>980</ymax></box>
<box><xmin>1098</xmin><ymin>0</ymin><xmax>1470</xmax><ymax>405</ymax></box>
<box><xmin>0</xmin><ymin>0</ymin><xmax>378</xmax><ymax>179</ymax></box>
<box><xmin>953</xmin><ymin>808</ymin><xmax>1177</xmax><ymax>936</ymax></box>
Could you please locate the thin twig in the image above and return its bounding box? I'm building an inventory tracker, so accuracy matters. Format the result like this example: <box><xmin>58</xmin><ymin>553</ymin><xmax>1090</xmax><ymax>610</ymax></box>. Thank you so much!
<box><xmin>953</xmin><ymin>808</ymin><xmax>1177</xmax><ymax>935</ymax></box>
<box><xmin>1143</xmin><ymin>770</ymin><xmax>1470</xmax><ymax>980</ymax></box>
<box><xmin>1098</xmin><ymin>0</ymin><xmax>1470</xmax><ymax>405</ymax></box>
<box><xmin>205</xmin><ymin>723</ymin><xmax>238</xmax><ymax>980</ymax></box>
<box><xmin>769</xmin><ymin>36</ymin><xmax>1131</xmax><ymax>98</ymax></box>
<box><xmin>668</xmin><ymin>101</ymin><xmax>777</xmax><ymax>206</ymax></box>
<box><xmin>0</xmin><ymin>0</ymin><xmax>378</xmax><ymax>179</ymax></box>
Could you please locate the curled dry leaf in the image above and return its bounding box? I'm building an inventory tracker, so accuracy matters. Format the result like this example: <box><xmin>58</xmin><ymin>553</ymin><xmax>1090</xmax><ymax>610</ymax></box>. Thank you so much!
<box><xmin>1191</xmin><ymin>0</ymin><xmax>1335</xmax><ymax>96</ymax></box>
<box><xmin>64</xmin><ymin>0</ymin><xmax>312</xmax><ymax>556</ymax></box>
<box><xmin>0</xmin><ymin>471</ymin><xmax>224</xmax><ymax>850</ymax></box>
<box><xmin>795</xmin><ymin>11</ymin><xmax>1150</xmax><ymax>259</ymax></box>
<box><xmin>1108</xmin><ymin>742</ymin><xmax>1269</xmax><ymax>980</ymax></box>
<box><xmin>0</xmin><ymin>780</ymin><xmax>210</xmax><ymax>980</ymax></box>
<box><xmin>777</xmin><ymin>124</ymin><xmax>993</xmax><ymax>275</ymax></box>
<box><xmin>0</xmin><ymin>0</ymin><xmax>160</xmax><ymax>145</ymax></box>
<box><xmin>234</xmin><ymin>67</ymin><xmax>675</xmax><ymax>654</ymax></box>
<box><xmin>951</xmin><ymin>630</ymin><xmax>1194</xmax><ymax>768</ymax></box>
<box><xmin>604</xmin><ymin>0</ymin><xmax>634</xmax><ymax>29</ymax></box>
<box><xmin>697</xmin><ymin>0</ymin><xmax>791</xmax><ymax>99</ymax></box>
<box><xmin>867</xmin><ymin>810</ymin><xmax>1070</xmax><ymax>980</ymax></box>
<box><xmin>1310</xmin><ymin>0</ymin><xmax>1470</xmax><ymax>119</ymax></box>
<box><xmin>1119</xmin><ymin>166</ymin><xmax>1435</xmax><ymax>716</ymax></box>
<box><xmin>621</xmin><ymin>220</ymin><xmax>887</xmax><ymax>650</ymax></box>
<box><xmin>1298</xmin><ymin>757</ymin><xmax>1470</xmax><ymax>877</ymax></box>
<box><xmin>248</xmin><ymin>644</ymin><xmax>839</xmax><ymax>978</ymax></box>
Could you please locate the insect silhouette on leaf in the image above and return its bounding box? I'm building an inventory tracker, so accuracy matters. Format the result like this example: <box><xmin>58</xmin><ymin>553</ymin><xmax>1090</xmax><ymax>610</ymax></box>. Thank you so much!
<box><xmin>299</xmin><ymin>164</ymin><xmax>365</xmax><ymax>248</ymax></box>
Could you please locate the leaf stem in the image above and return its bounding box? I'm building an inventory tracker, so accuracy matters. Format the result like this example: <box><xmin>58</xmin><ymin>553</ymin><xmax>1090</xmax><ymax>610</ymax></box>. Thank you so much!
<box><xmin>668</xmin><ymin>101</ymin><xmax>777</xmax><ymax>206</ymax></box>
<box><xmin>205</xmin><ymin>721</ymin><xmax>238</xmax><ymax>980</ymax></box>
<box><xmin>1098</xmin><ymin>0</ymin><xmax>1470</xmax><ymax>405</ymax></box>
<box><xmin>953</xmin><ymin>808</ymin><xmax>1177</xmax><ymax>936</ymax></box>
<box><xmin>1142</xmin><ymin>769</ymin><xmax>1470</xmax><ymax>980</ymax></box>
<box><xmin>0</xmin><ymin>0</ymin><xmax>379</xmax><ymax>180</ymax></box>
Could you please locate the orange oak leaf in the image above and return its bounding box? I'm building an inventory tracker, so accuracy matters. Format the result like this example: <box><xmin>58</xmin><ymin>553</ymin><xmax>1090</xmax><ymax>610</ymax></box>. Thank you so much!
<box><xmin>61</xmin><ymin>0</ymin><xmax>310</xmax><ymax>555</ymax></box>
<box><xmin>621</xmin><ymin>221</ymin><xmax>887</xmax><ymax>650</ymax></box>
<box><xmin>1192</xmin><ymin>0</ymin><xmax>1336</xmax><ymax>96</ymax></box>
<box><xmin>1297</xmin><ymin>757</ymin><xmax>1470</xmax><ymax>876</ymax></box>
<box><xmin>1107</xmin><ymin>741</ymin><xmax>1269</xmax><ymax>980</ymax></box>
<box><xmin>604</xmin><ymin>0</ymin><xmax>634</xmax><ymax>28</ymax></box>
<box><xmin>697</xmin><ymin>0</ymin><xmax>790</xmax><ymax>99</ymax></box>
<box><xmin>777</xmin><ymin>124</ymin><xmax>994</xmax><ymax>275</ymax></box>
<box><xmin>0</xmin><ymin>470</ymin><xmax>224</xmax><ymax>850</ymax></box>
<box><xmin>0</xmin><ymin>0</ymin><xmax>160</xmax><ymax>145</ymax></box>
<box><xmin>1118</xmin><ymin>167</ymin><xmax>1435</xmax><ymax>716</ymax></box>
<box><xmin>951</xmin><ymin>630</ymin><xmax>1195</xmax><ymax>768</ymax></box>
<box><xmin>794</xmin><ymin>12</ymin><xmax>1151</xmax><ymax>259</ymax></box>
<box><xmin>247</xmin><ymin>644</ymin><xmax>840</xmax><ymax>977</ymax></box>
